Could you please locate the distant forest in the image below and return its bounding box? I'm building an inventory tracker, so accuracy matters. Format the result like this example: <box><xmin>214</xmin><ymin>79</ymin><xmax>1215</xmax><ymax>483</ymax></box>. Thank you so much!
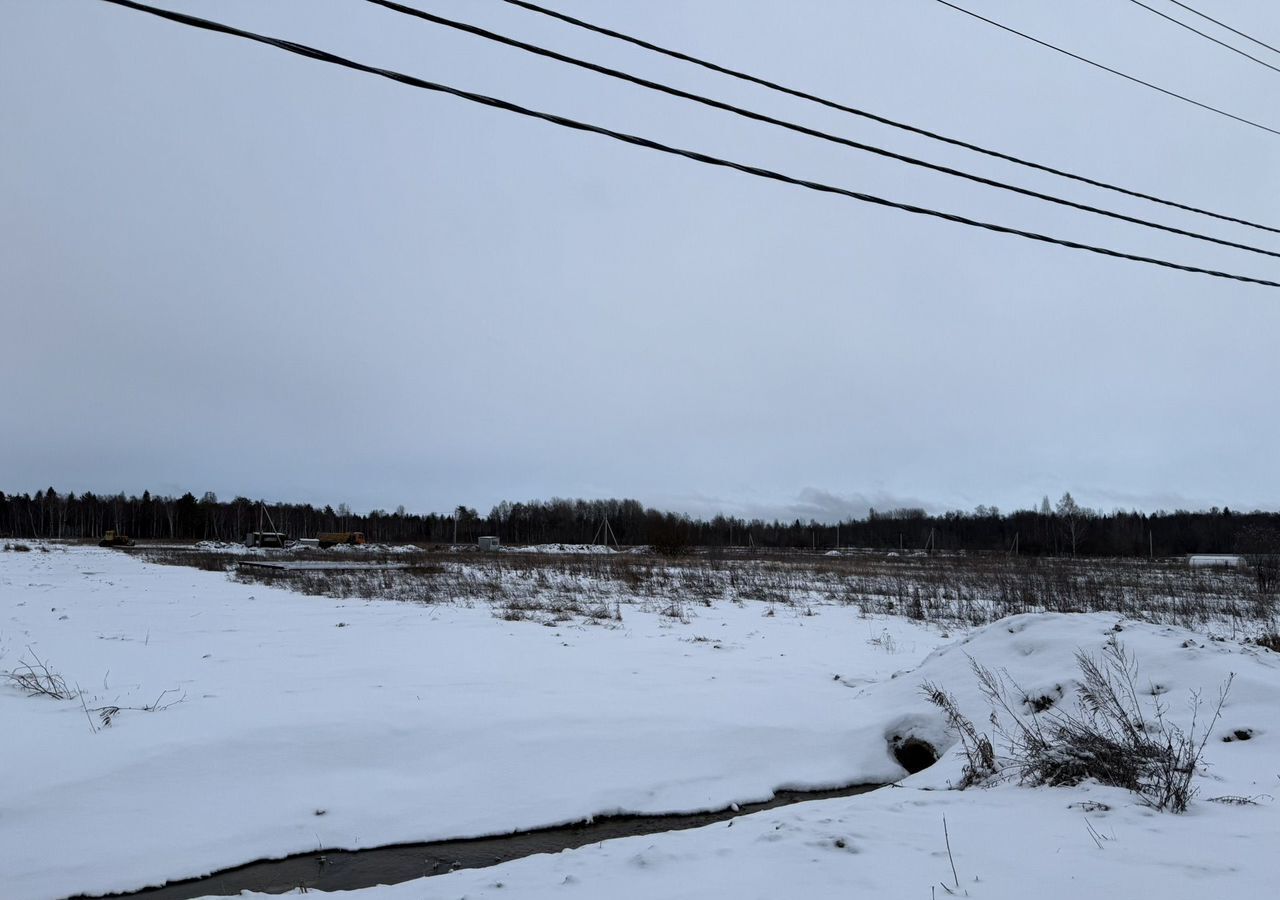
<box><xmin>3</xmin><ymin>487</ymin><xmax>1279</xmax><ymax>558</ymax></box>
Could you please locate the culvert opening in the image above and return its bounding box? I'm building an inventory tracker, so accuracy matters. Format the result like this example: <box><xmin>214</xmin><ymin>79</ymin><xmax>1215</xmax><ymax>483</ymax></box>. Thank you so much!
<box><xmin>892</xmin><ymin>737</ymin><xmax>939</xmax><ymax>774</ymax></box>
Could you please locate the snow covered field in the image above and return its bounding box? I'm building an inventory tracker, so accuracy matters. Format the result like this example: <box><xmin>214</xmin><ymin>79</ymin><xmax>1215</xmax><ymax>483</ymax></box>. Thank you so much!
<box><xmin>2</xmin><ymin>545</ymin><xmax>1278</xmax><ymax>900</ymax></box>
<box><xmin>499</xmin><ymin>543</ymin><xmax>619</xmax><ymax>555</ymax></box>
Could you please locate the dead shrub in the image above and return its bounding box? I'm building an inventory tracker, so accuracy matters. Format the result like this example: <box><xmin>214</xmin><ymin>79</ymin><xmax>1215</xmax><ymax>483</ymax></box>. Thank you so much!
<box><xmin>191</xmin><ymin>553</ymin><xmax>230</xmax><ymax>572</ymax></box>
<box><xmin>4</xmin><ymin>650</ymin><xmax>77</xmax><ymax>700</ymax></box>
<box><xmin>1253</xmin><ymin>633</ymin><xmax>1280</xmax><ymax>653</ymax></box>
<box><xmin>926</xmin><ymin>639</ymin><xmax>1231</xmax><ymax>813</ymax></box>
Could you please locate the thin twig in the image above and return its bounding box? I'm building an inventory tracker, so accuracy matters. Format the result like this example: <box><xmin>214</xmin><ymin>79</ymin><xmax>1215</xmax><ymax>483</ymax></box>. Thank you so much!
<box><xmin>943</xmin><ymin>816</ymin><xmax>959</xmax><ymax>889</ymax></box>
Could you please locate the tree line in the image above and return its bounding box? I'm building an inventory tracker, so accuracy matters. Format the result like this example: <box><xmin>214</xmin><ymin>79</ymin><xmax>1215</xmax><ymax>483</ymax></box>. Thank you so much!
<box><xmin>2</xmin><ymin>488</ymin><xmax>1277</xmax><ymax>558</ymax></box>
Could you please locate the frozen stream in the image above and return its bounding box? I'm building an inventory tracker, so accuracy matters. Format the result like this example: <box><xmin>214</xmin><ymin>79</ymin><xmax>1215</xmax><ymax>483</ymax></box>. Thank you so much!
<box><xmin>82</xmin><ymin>785</ymin><xmax>882</xmax><ymax>899</ymax></box>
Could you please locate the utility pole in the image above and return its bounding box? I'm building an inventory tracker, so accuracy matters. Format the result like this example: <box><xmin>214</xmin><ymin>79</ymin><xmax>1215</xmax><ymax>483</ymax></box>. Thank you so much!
<box><xmin>591</xmin><ymin>514</ymin><xmax>616</xmax><ymax>547</ymax></box>
<box><xmin>591</xmin><ymin>515</ymin><xmax>620</xmax><ymax>548</ymax></box>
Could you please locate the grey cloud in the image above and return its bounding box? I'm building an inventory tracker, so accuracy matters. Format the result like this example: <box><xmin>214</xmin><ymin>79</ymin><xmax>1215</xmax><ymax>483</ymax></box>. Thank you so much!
<box><xmin>1</xmin><ymin>1</ymin><xmax>1276</xmax><ymax>516</ymax></box>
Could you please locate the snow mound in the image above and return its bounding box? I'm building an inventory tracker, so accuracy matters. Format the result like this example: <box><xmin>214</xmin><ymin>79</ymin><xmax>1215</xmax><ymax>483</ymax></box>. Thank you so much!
<box><xmin>843</xmin><ymin>612</ymin><xmax>1277</xmax><ymax>795</ymax></box>
<box><xmin>502</xmin><ymin>543</ymin><xmax>617</xmax><ymax>555</ymax></box>
<box><xmin>189</xmin><ymin>540</ymin><xmax>419</xmax><ymax>555</ymax></box>
<box><xmin>192</xmin><ymin>540</ymin><xmax>254</xmax><ymax>553</ymax></box>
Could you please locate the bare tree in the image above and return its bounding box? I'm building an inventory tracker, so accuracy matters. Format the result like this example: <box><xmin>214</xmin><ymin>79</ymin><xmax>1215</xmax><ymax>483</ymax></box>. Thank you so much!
<box><xmin>1056</xmin><ymin>491</ymin><xmax>1091</xmax><ymax>557</ymax></box>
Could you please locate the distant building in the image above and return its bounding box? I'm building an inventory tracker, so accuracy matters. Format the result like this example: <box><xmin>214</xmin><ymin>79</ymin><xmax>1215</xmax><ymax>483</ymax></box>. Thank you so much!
<box><xmin>478</xmin><ymin>536</ymin><xmax>500</xmax><ymax>551</ymax></box>
<box><xmin>1188</xmin><ymin>554</ymin><xmax>1244</xmax><ymax>569</ymax></box>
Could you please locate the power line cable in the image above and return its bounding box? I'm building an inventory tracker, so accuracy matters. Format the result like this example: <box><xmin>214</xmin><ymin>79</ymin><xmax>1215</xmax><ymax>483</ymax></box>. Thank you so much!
<box><xmin>365</xmin><ymin>0</ymin><xmax>1280</xmax><ymax>262</ymax></box>
<box><xmin>94</xmin><ymin>0</ymin><xmax>1280</xmax><ymax>288</ymax></box>
<box><xmin>1123</xmin><ymin>0</ymin><xmax>1280</xmax><ymax>75</ymax></box>
<box><xmin>931</xmin><ymin>0</ymin><xmax>1280</xmax><ymax>138</ymax></box>
<box><xmin>1167</xmin><ymin>0</ymin><xmax>1280</xmax><ymax>57</ymax></box>
<box><xmin>497</xmin><ymin>0</ymin><xmax>1280</xmax><ymax>236</ymax></box>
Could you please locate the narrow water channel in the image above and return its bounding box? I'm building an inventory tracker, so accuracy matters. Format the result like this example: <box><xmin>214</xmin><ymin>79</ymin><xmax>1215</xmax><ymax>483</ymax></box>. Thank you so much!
<box><xmin>81</xmin><ymin>784</ymin><xmax>881</xmax><ymax>899</ymax></box>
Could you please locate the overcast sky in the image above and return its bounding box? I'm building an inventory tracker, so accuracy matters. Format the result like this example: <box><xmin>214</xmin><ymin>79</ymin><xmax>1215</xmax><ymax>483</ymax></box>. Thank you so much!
<box><xmin>2</xmin><ymin>0</ymin><xmax>1278</xmax><ymax>520</ymax></box>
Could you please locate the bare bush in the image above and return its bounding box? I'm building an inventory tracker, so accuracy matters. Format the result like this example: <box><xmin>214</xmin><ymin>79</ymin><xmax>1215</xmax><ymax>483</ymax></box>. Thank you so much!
<box><xmin>1253</xmin><ymin>633</ymin><xmax>1280</xmax><ymax>653</ymax></box>
<box><xmin>82</xmin><ymin>688</ymin><xmax>187</xmax><ymax>732</ymax></box>
<box><xmin>1251</xmin><ymin>556</ymin><xmax>1279</xmax><ymax>596</ymax></box>
<box><xmin>5</xmin><ymin>650</ymin><xmax>77</xmax><ymax>700</ymax></box>
<box><xmin>926</xmin><ymin>640</ymin><xmax>1231</xmax><ymax>812</ymax></box>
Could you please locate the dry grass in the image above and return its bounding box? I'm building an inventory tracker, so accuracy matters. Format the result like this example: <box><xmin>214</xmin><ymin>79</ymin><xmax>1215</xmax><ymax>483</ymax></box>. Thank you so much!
<box><xmin>1253</xmin><ymin>633</ymin><xmax>1280</xmax><ymax>653</ymax></box>
<box><xmin>926</xmin><ymin>640</ymin><xmax>1231</xmax><ymax>813</ymax></box>
<box><xmin>136</xmin><ymin>547</ymin><xmax>1276</xmax><ymax>635</ymax></box>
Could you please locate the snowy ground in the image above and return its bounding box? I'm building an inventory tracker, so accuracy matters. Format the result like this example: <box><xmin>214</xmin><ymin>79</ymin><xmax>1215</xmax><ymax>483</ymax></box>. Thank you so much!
<box><xmin>2</xmin><ymin>545</ymin><xmax>939</xmax><ymax>900</ymax></box>
<box><xmin>498</xmin><ymin>543</ymin><xmax>618</xmax><ymax>555</ymax></box>
<box><xmin>189</xmin><ymin>541</ymin><xmax>423</xmax><ymax>555</ymax></box>
<box><xmin>2</xmin><ymin>546</ymin><xmax>1278</xmax><ymax>900</ymax></box>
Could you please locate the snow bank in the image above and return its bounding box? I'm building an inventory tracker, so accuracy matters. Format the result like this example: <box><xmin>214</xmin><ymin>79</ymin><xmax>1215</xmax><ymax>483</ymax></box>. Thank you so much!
<box><xmin>847</xmin><ymin>612</ymin><xmax>1275</xmax><ymax>795</ymax></box>
<box><xmin>190</xmin><ymin>540</ymin><xmax>420</xmax><ymax>555</ymax></box>
<box><xmin>501</xmin><ymin>543</ymin><xmax>617</xmax><ymax>555</ymax></box>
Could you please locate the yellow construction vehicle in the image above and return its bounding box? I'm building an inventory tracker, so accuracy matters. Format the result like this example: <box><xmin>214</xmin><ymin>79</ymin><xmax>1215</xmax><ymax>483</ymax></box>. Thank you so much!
<box><xmin>98</xmin><ymin>530</ymin><xmax>133</xmax><ymax>548</ymax></box>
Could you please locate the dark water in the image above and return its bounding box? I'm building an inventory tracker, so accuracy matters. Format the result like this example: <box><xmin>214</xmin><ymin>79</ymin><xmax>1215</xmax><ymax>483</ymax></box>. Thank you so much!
<box><xmin>76</xmin><ymin>784</ymin><xmax>881</xmax><ymax>899</ymax></box>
